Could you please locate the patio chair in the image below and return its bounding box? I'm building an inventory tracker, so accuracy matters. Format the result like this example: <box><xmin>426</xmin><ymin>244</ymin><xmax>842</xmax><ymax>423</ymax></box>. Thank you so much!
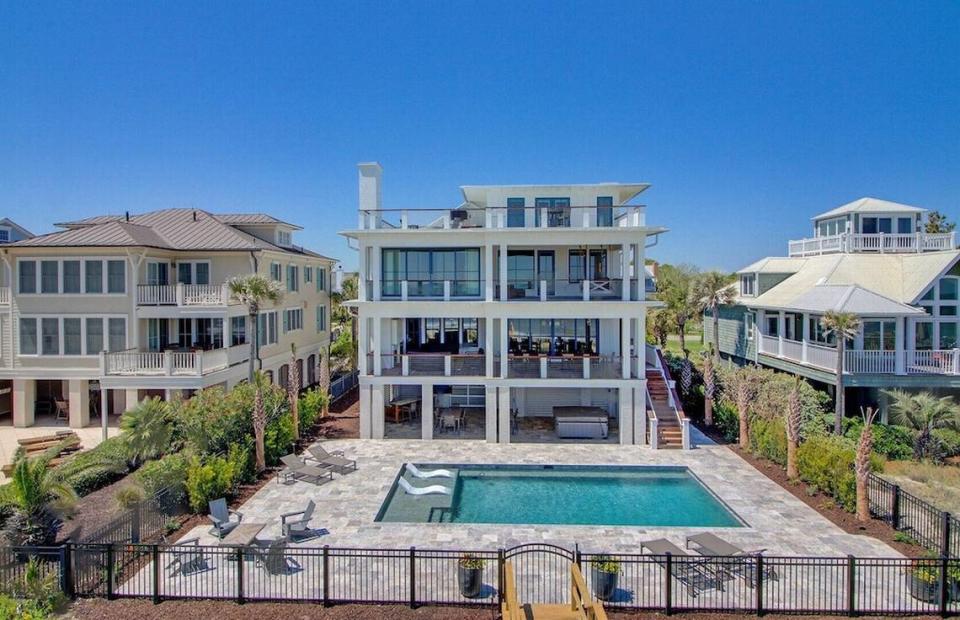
<box><xmin>164</xmin><ymin>537</ymin><xmax>208</xmax><ymax>576</ymax></box>
<box><xmin>54</xmin><ymin>400</ymin><xmax>69</xmax><ymax>422</ymax></box>
<box><xmin>641</xmin><ymin>538</ymin><xmax>726</xmax><ymax>597</ymax></box>
<box><xmin>208</xmin><ymin>498</ymin><xmax>243</xmax><ymax>540</ymax></box>
<box><xmin>398</xmin><ymin>477</ymin><xmax>451</xmax><ymax>496</ymax></box>
<box><xmin>304</xmin><ymin>445</ymin><xmax>357</xmax><ymax>473</ymax></box>
<box><xmin>281</xmin><ymin>500</ymin><xmax>318</xmax><ymax>542</ymax></box>
<box><xmin>405</xmin><ymin>463</ymin><xmax>453</xmax><ymax>479</ymax></box>
<box><xmin>258</xmin><ymin>538</ymin><xmax>296</xmax><ymax>575</ymax></box>
<box><xmin>280</xmin><ymin>454</ymin><xmax>334</xmax><ymax>485</ymax></box>
<box><xmin>685</xmin><ymin>533</ymin><xmax>776</xmax><ymax>587</ymax></box>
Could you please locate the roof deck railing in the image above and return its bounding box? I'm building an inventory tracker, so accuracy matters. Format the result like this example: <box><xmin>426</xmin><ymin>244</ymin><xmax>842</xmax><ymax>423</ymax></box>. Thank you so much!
<box><xmin>357</xmin><ymin>205</ymin><xmax>646</xmax><ymax>231</ymax></box>
<box><xmin>788</xmin><ymin>231</ymin><xmax>956</xmax><ymax>257</ymax></box>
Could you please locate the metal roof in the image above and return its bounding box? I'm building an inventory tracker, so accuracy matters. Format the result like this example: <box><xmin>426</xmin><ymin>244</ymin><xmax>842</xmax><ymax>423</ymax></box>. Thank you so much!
<box><xmin>812</xmin><ymin>197</ymin><xmax>926</xmax><ymax>221</ymax></box>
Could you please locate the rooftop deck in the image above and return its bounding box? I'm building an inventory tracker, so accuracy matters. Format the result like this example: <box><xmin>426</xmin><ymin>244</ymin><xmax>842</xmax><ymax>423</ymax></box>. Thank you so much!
<box><xmin>788</xmin><ymin>232</ymin><xmax>956</xmax><ymax>257</ymax></box>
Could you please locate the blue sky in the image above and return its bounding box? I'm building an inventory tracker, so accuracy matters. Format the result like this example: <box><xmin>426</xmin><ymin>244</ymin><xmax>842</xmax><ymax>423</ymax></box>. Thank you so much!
<box><xmin>1</xmin><ymin>1</ymin><xmax>958</xmax><ymax>271</ymax></box>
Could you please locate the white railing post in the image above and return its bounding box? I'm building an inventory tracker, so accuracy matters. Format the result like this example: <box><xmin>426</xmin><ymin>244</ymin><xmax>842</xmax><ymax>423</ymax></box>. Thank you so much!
<box><xmin>443</xmin><ymin>280</ymin><xmax>451</xmax><ymax>301</ymax></box>
<box><xmin>954</xmin><ymin>349</ymin><xmax>960</xmax><ymax>376</ymax></box>
<box><xmin>801</xmin><ymin>340</ymin><xmax>808</xmax><ymax>364</ymax></box>
<box><xmin>540</xmin><ymin>357</ymin><xmax>547</xmax><ymax>379</ymax></box>
<box><xmin>540</xmin><ymin>208</ymin><xmax>548</xmax><ymax>228</ymax></box>
<box><xmin>484</xmin><ymin>209</ymin><xmax>492</xmax><ymax>228</ymax></box>
<box><xmin>442</xmin><ymin>214</ymin><xmax>450</xmax><ymax>229</ymax></box>
<box><xmin>196</xmin><ymin>351</ymin><xmax>204</xmax><ymax>376</ymax></box>
<box><xmin>539</xmin><ymin>279</ymin><xmax>547</xmax><ymax>302</ymax></box>
<box><xmin>583</xmin><ymin>357</ymin><xmax>590</xmax><ymax>379</ymax></box>
<box><xmin>444</xmin><ymin>355</ymin><xmax>452</xmax><ymax>377</ymax></box>
<box><xmin>582</xmin><ymin>210</ymin><xmax>590</xmax><ymax>228</ymax></box>
<box><xmin>582</xmin><ymin>280</ymin><xmax>589</xmax><ymax>301</ymax></box>
<box><xmin>401</xmin><ymin>355</ymin><xmax>409</xmax><ymax>376</ymax></box>
<box><xmin>681</xmin><ymin>418</ymin><xmax>691</xmax><ymax>450</ymax></box>
<box><xmin>650</xmin><ymin>417</ymin><xmax>659</xmax><ymax>450</ymax></box>
<box><xmin>99</xmin><ymin>352</ymin><xmax>107</xmax><ymax>374</ymax></box>
<box><xmin>666</xmin><ymin>380</ymin><xmax>677</xmax><ymax>409</ymax></box>
<box><xmin>175</xmin><ymin>283</ymin><xmax>184</xmax><ymax>306</ymax></box>
<box><xmin>401</xmin><ymin>280</ymin><xmax>408</xmax><ymax>301</ymax></box>
<box><xmin>400</xmin><ymin>210</ymin><xmax>408</xmax><ymax>229</ymax></box>
<box><xmin>163</xmin><ymin>351</ymin><xmax>173</xmax><ymax>376</ymax></box>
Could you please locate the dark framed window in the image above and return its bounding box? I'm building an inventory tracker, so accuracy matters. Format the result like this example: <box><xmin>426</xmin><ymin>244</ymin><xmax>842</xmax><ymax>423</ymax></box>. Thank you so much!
<box><xmin>597</xmin><ymin>196</ymin><xmax>614</xmax><ymax>227</ymax></box>
<box><xmin>507</xmin><ymin>197</ymin><xmax>525</xmax><ymax>228</ymax></box>
<box><xmin>381</xmin><ymin>248</ymin><xmax>480</xmax><ymax>297</ymax></box>
<box><xmin>18</xmin><ymin>260</ymin><xmax>36</xmax><ymax>294</ymax></box>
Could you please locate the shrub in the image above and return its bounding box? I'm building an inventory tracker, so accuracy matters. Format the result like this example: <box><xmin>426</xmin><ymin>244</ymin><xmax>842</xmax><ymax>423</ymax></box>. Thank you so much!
<box><xmin>114</xmin><ymin>485</ymin><xmax>145</xmax><ymax>511</ymax></box>
<box><xmin>749</xmin><ymin>418</ymin><xmax>787</xmax><ymax>466</ymax></box>
<box><xmin>133</xmin><ymin>453</ymin><xmax>190</xmax><ymax>507</ymax></box>
<box><xmin>264</xmin><ymin>415</ymin><xmax>295</xmax><ymax>466</ymax></box>
<box><xmin>185</xmin><ymin>455</ymin><xmax>240</xmax><ymax>514</ymax></box>
<box><xmin>119</xmin><ymin>397</ymin><xmax>176</xmax><ymax>464</ymax></box>
<box><xmin>299</xmin><ymin>388</ymin><xmax>327</xmax><ymax>431</ymax></box>
<box><xmin>56</xmin><ymin>436</ymin><xmax>129</xmax><ymax>496</ymax></box>
<box><xmin>796</xmin><ymin>435</ymin><xmax>882</xmax><ymax>512</ymax></box>
<box><xmin>713</xmin><ymin>400</ymin><xmax>740</xmax><ymax>443</ymax></box>
<box><xmin>226</xmin><ymin>442</ymin><xmax>255</xmax><ymax>487</ymax></box>
<box><xmin>933</xmin><ymin>428</ymin><xmax>960</xmax><ymax>459</ymax></box>
<box><xmin>844</xmin><ymin>419</ymin><xmax>915</xmax><ymax>461</ymax></box>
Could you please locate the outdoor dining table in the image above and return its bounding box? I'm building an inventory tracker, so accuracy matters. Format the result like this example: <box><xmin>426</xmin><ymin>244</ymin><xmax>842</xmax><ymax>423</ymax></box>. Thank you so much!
<box><xmin>387</xmin><ymin>397</ymin><xmax>419</xmax><ymax>423</ymax></box>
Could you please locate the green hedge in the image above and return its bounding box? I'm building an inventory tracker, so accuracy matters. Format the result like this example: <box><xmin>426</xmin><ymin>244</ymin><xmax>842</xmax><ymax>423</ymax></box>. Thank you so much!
<box><xmin>843</xmin><ymin>419</ymin><xmax>915</xmax><ymax>461</ymax></box>
<box><xmin>57</xmin><ymin>436</ymin><xmax>130</xmax><ymax>496</ymax></box>
<box><xmin>134</xmin><ymin>452</ymin><xmax>190</xmax><ymax>507</ymax></box>
<box><xmin>713</xmin><ymin>400</ymin><xmax>739</xmax><ymax>443</ymax></box>
<box><xmin>796</xmin><ymin>435</ymin><xmax>882</xmax><ymax>512</ymax></box>
<box><xmin>749</xmin><ymin>418</ymin><xmax>787</xmax><ymax>466</ymax></box>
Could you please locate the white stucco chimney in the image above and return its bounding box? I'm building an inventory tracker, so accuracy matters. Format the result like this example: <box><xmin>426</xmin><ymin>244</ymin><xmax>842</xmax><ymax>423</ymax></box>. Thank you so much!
<box><xmin>358</xmin><ymin>162</ymin><xmax>382</xmax><ymax>213</ymax></box>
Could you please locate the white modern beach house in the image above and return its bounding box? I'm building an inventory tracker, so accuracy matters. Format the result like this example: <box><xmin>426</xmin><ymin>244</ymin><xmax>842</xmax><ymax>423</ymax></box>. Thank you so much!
<box><xmin>706</xmin><ymin>197</ymin><xmax>960</xmax><ymax>417</ymax></box>
<box><xmin>0</xmin><ymin>209</ymin><xmax>336</xmax><ymax>430</ymax></box>
<box><xmin>342</xmin><ymin>163</ymin><xmax>688</xmax><ymax>447</ymax></box>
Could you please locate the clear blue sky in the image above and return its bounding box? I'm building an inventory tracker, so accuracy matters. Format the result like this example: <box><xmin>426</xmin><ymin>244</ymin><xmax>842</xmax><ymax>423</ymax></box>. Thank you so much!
<box><xmin>1</xmin><ymin>1</ymin><xmax>958</xmax><ymax>271</ymax></box>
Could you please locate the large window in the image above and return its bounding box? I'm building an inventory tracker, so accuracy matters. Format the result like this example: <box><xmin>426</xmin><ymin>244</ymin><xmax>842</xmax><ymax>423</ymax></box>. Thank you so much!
<box><xmin>596</xmin><ymin>196</ymin><xmax>613</xmax><ymax>227</ymax></box>
<box><xmin>507</xmin><ymin>251</ymin><xmax>536</xmax><ymax>292</ymax></box>
<box><xmin>808</xmin><ymin>316</ymin><xmax>836</xmax><ymax>346</ymax></box>
<box><xmin>315</xmin><ymin>305</ymin><xmax>326</xmax><ymax>332</ymax></box>
<box><xmin>108</xmin><ymin>318</ymin><xmax>126</xmax><ymax>351</ymax></box>
<box><xmin>258</xmin><ymin>311</ymin><xmax>279</xmax><ymax>345</ymax></box>
<box><xmin>862</xmin><ymin>217</ymin><xmax>892</xmax><ymax>234</ymax></box>
<box><xmin>177</xmin><ymin>261</ymin><xmax>209</xmax><ymax>286</ymax></box>
<box><xmin>18</xmin><ymin>261</ymin><xmax>36</xmax><ymax>294</ymax></box>
<box><xmin>507</xmin><ymin>197</ymin><xmax>525</xmax><ymax>228</ymax></box>
<box><xmin>287</xmin><ymin>265</ymin><xmax>299</xmax><ymax>292</ymax></box>
<box><xmin>568</xmin><ymin>249</ymin><xmax>608</xmax><ymax>281</ymax></box>
<box><xmin>231</xmin><ymin>316</ymin><xmax>246</xmax><ymax>347</ymax></box>
<box><xmin>63</xmin><ymin>261</ymin><xmax>81</xmax><ymax>293</ymax></box>
<box><xmin>915</xmin><ymin>321</ymin><xmax>933</xmax><ymax>350</ymax></box>
<box><xmin>381</xmin><ymin>248</ymin><xmax>481</xmax><ymax>297</ymax></box>
<box><xmin>86</xmin><ymin>318</ymin><xmax>103</xmax><ymax>353</ymax></box>
<box><xmin>284</xmin><ymin>308</ymin><xmax>303</xmax><ymax>332</ymax></box>
<box><xmin>63</xmin><ymin>318</ymin><xmax>82</xmax><ymax>355</ymax></box>
<box><xmin>19</xmin><ymin>318</ymin><xmax>37</xmax><ymax>354</ymax></box>
<box><xmin>107</xmin><ymin>260</ymin><xmax>126</xmax><ymax>293</ymax></box>
<box><xmin>85</xmin><ymin>260</ymin><xmax>103</xmax><ymax>293</ymax></box>
<box><xmin>862</xmin><ymin>320</ymin><xmax>896</xmax><ymax>351</ymax></box>
<box><xmin>19</xmin><ymin>316</ymin><xmax>121</xmax><ymax>356</ymax></box>
<box><xmin>740</xmin><ymin>274</ymin><xmax>756</xmax><ymax>296</ymax></box>
<box><xmin>270</xmin><ymin>262</ymin><xmax>282</xmax><ymax>282</ymax></box>
<box><xmin>507</xmin><ymin>319</ymin><xmax>599</xmax><ymax>355</ymax></box>
<box><xmin>40</xmin><ymin>261</ymin><xmax>59</xmax><ymax>294</ymax></box>
<box><xmin>535</xmin><ymin>197</ymin><xmax>570</xmax><ymax>228</ymax></box>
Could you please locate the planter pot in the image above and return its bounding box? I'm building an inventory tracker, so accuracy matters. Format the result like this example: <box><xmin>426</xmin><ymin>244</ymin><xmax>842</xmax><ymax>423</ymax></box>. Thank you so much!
<box><xmin>458</xmin><ymin>566</ymin><xmax>483</xmax><ymax>599</ymax></box>
<box><xmin>591</xmin><ymin>567</ymin><xmax>619</xmax><ymax>602</ymax></box>
<box><xmin>907</xmin><ymin>573</ymin><xmax>941</xmax><ymax>604</ymax></box>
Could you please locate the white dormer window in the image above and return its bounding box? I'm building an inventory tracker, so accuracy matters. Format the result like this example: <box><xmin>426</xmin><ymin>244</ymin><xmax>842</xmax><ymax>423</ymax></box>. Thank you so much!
<box><xmin>740</xmin><ymin>274</ymin><xmax>756</xmax><ymax>296</ymax></box>
<box><xmin>277</xmin><ymin>230</ymin><xmax>292</xmax><ymax>246</ymax></box>
<box><xmin>0</xmin><ymin>228</ymin><xmax>9</xmax><ymax>243</ymax></box>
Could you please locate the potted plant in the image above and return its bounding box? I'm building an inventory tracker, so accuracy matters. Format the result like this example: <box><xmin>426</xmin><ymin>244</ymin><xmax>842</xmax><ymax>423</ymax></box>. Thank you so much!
<box><xmin>907</xmin><ymin>558</ymin><xmax>942</xmax><ymax>604</ymax></box>
<box><xmin>590</xmin><ymin>555</ymin><xmax>621</xmax><ymax>602</ymax></box>
<box><xmin>457</xmin><ymin>553</ymin><xmax>485</xmax><ymax>598</ymax></box>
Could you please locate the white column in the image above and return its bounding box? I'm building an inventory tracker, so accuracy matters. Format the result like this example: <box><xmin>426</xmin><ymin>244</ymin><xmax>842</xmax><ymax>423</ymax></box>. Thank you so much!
<box><xmin>100</xmin><ymin>387</ymin><xmax>109</xmax><ymax>440</ymax></box>
<box><xmin>499</xmin><ymin>244</ymin><xmax>508</xmax><ymax>301</ymax></box>
<box><xmin>621</xmin><ymin>244</ymin><xmax>630</xmax><ymax>301</ymax></box>
<box><xmin>13</xmin><ymin>378</ymin><xmax>35</xmax><ymax>427</ymax></box>
<box><xmin>124</xmin><ymin>388</ymin><xmax>140</xmax><ymax>412</ymax></box>
<box><xmin>358</xmin><ymin>316</ymin><xmax>369</xmax><ymax>375</ymax></box>
<box><xmin>485</xmin><ymin>386</ymin><xmax>498</xmax><ymax>443</ymax></box>
<box><xmin>801</xmin><ymin>313</ymin><xmax>810</xmax><ymax>363</ymax></box>
<box><xmin>621</xmin><ymin>318</ymin><xmax>631</xmax><ymax>378</ymax></box>
<box><xmin>484</xmin><ymin>244</ymin><xmax>494</xmax><ymax>302</ymax></box>
<box><xmin>421</xmin><ymin>383</ymin><xmax>434</xmax><ymax>440</ymax></box>
<box><xmin>359</xmin><ymin>384</ymin><xmax>372</xmax><ymax>438</ymax></box>
<box><xmin>777</xmin><ymin>310</ymin><xmax>786</xmax><ymax>356</ymax></box>
<box><xmin>371</xmin><ymin>384</ymin><xmax>385</xmax><ymax>439</ymax></box>
<box><xmin>895</xmin><ymin>316</ymin><xmax>906</xmax><ymax>375</ymax></box>
<box><xmin>372</xmin><ymin>318</ymin><xmax>382</xmax><ymax>375</ymax></box>
<box><xmin>371</xmin><ymin>246</ymin><xmax>381</xmax><ymax>301</ymax></box>
<box><xmin>358</xmin><ymin>244</ymin><xmax>368</xmax><ymax>301</ymax></box>
<box><xmin>500</xmin><ymin>317</ymin><xmax>509</xmax><ymax>378</ymax></box>
<box><xmin>634</xmin><ymin>243</ymin><xmax>644</xmax><ymax>302</ymax></box>
<box><xmin>634</xmin><ymin>386</ymin><xmax>647</xmax><ymax>446</ymax></box>
<box><xmin>484</xmin><ymin>318</ymin><xmax>494</xmax><ymax>377</ymax></box>
<box><xmin>635</xmin><ymin>312</ymin><xmax>646</xmax><ymax>378</ymax></box>
<box><xmin>618</xmin><ymin>388</ymin><xmax>633</xmax><ymax>445</ymax></box>
<box><xmin>497</xmin><ymin>387</ymin><xmax>511</xmax><ymax>443</ymax></box>
<box><xmin>68</xmin><ymin>379</ymin><xmax>90</xmax><ymax>429</ymax></box>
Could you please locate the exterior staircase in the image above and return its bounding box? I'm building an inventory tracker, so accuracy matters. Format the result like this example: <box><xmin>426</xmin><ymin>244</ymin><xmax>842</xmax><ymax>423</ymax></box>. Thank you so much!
<box><xmin>645</xmin><ymin>368</ymin><xmax>684</xmax><ymax>449</ymax></box>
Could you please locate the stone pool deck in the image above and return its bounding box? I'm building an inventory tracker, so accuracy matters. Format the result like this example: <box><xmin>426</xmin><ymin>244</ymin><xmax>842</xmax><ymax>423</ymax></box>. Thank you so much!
<box><xmin>177</xmin><ymin>431</ymin><xmax>901</xmax><ymax>558</ymax></box>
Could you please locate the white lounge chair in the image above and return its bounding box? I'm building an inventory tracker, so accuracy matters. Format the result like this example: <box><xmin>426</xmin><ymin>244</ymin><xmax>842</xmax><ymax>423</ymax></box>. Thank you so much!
<box><xmin>398</xmin><ymin>477</ymin><xmax>451</xmax><ymax>496</ymax></box>
<box><xmin>405</xmin><ymin>463</ymin><xmax>453</xmax><ymax>479</ymax></box>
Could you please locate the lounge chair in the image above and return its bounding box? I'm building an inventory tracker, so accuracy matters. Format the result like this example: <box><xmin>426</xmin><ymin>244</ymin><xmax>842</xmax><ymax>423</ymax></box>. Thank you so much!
<box><xmin>208</xmin><ymin>498</ymin><xmax>243</xmax><ymax>539</ymax></box>
<box><xmin>398</xmin><ymin>477</ymin><xmax>451</xmax><ymax>496</ymax></box>
<box><xmin>685</xmin><ymin>533</ymin><xmax>776</xmax><ymax>587</ymax></box>
<box><xmin>164</xmin><ymin>537</ymin><xmax>208</xmax><ymax>576</ymax></box>
<box><xmin>304</xmin><ymin>445</ymin><xmax>357</xmax><ymax>473</ymax></box>
<box><xmin>641</xmin><ymin>538</ymin><xmax>725</xmax><ymax>597</ymax></box>
<box><xmin>280</xmin><ymin>454</ymin><xmax>334</xmax><ymax>485</ymax></box>
<box><xmin>258</xmin><ymin>539</ymin><xmax>296</xmax><ymax>575</ymax></box>
<box><xmin>281</xmin><ymin>500</ymin><xmax>318</xmax><ymax>542</ymax></box>
<box><xmin>405</xmin><ymin>463</ymin><xmax>453</xmax><ymax>479</ymax></box>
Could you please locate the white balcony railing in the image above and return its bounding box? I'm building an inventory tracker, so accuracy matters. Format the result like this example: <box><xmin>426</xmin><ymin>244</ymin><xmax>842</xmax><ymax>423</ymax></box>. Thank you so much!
<box><xmin>358</xmin><ymin>205</ymin><xmax>646</xmax><ymax>231</ymax></box>
<box><xmin>756</xmin><ymin>327</ymin><xmax>960</xmax><ymax>376</ymax></box>
<box><xmin>788</xmin><ymin>232</ymin><xmax>956</xmax><ymax>257</ymax></box>
<box><xmin>137</xmin><ymin>283</ymin><xmax>231</xmax><ymax>306</ymax></box>
<box><xmin>102</xmin><ymin>346</ymin><xmax>244</xmax><ymax>377</ymax></box>
<box><xmin>0</xmin><ymin>287</ymin><xmax>10</xmax><ymax>305</ymax></box>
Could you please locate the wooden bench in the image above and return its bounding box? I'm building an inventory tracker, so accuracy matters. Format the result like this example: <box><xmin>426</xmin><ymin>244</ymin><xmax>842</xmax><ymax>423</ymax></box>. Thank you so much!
<box><xmin>502</xmin><ymin>561</ymin><xmax>608</xmax><ymax>620</ymax></box>
<box><xmin>2</xmin><ymin>431</ymin><xmax>81</xmax><ymax>476</ymax></box>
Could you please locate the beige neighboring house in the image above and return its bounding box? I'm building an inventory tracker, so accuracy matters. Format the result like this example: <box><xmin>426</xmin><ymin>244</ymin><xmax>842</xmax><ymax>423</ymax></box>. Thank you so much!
<box><xmin>0</xmin><ymin>208</ymin><xmax>336</xmax><ymax>431</ymax></box>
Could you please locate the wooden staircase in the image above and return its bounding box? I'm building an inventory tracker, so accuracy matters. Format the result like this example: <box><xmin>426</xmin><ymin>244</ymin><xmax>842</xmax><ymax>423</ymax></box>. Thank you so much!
<box><xmin>645</xmin><ymin>369</ymin><xmax>684</xmax><ymax>449</ymax></box>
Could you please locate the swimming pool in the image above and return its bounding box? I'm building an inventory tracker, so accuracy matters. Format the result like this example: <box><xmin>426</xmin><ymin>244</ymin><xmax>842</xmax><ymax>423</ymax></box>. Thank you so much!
<box><xmin>375</xmin><ymin>464</ymin><xmax>744</xmax><ymax>527</ymax></box>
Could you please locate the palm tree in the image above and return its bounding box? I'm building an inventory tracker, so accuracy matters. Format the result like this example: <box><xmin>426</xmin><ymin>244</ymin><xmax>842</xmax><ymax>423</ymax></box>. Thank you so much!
<box><xmin>679</xmin><ymin>350</ymin><xmax>693</xmax><ymax>400</ymax></box>
<box><xmin>785</xmin><ymin>377</ymin><xmax>803</xmax><ymax>480</ymax></box>
<box><xmin>723</xmin><ymin>364</ymin><xmax>759</xmax><ymax>445</ymax></box>
<box><xmin>228</xmin><ymin>274</ymin><xmax>283</xmax><ymax>382</ymax></box>
<box><xmin>119</xmin><ymin>396</ymin><xmax>174</xmax><ymax>465</ymax></box>
<box><xmin>252</xmin><ymin>372</ymin><xmax>268</xmax><ymax>472</ymax></box>
<box><xmin>821</xmin><ymin>311</ymin><xmax>861</xmax><ymax>435</ymax></box>
<box><xmin>695</xmin><ymin>271</ymin><xmax>735</xmax><ymax>359</ymax></box>
<box><xmin>701</xmin><ymin>345</ymin><xmax>717</xmax><ymax>426</ymax></box>
<box><xmin>855</xmin><ymin>406</ymin><xmax>878</xmax><ymax>522</ymax></box>
<box><xmin>288</xmin><ymin>344</ymin><xmax>301</xmax><ymax>441</ymax></box>
<box><xmin>883</xmin><ymin>389</ymin><xmax>960</xmax><ymax>460</ymax></box>
<box><xmin>0</xmin><ymin>449</ymin><xmax>78</xmax><ymax>545</ymax></box>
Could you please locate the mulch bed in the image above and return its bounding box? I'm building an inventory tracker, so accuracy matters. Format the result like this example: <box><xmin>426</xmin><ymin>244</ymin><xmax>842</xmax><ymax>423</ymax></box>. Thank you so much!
<box><xmin>695</xmin><ymin>422</ymin><xmax>922</xmax><ymax>558</ymax></box>
<box><xmin>57</xmin><ymin>477</ymin><xmax>131</xmax><ymax>543</ymax></box>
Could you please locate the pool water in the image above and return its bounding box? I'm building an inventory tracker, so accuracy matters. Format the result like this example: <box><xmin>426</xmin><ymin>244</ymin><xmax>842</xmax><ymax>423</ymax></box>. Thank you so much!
<box><xmin>375</xmin><ymin>464</ymin><xmax>744</xmax><ymax>527</ymax></box>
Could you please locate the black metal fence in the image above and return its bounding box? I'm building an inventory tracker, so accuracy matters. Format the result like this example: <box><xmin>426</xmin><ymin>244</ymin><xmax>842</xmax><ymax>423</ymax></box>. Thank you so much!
<box><xmin>6</xmin><ymin>541</ymin><xmax>960</xmax><ymax>616</ymax></box>
<box><xmin>329</xmin><ymin>370</ymin><xmax>358</xmax><ymax>402</ymax></box>
<box><xmin>869</xmin><ymin>473</ymin><xmax>960</xmax><ymax>557</ymax></box>
<box><xmin>79</xmin><ymin>487</ymin><xmax>183</xmax><ymax>545</ymax></box>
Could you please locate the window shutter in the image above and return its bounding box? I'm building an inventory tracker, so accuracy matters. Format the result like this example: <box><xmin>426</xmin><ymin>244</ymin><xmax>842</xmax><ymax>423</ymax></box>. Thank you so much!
<box><xmin>320</xmin><ymin>306</ymin><xmax>326</xmax><ymax>331</ymax></box>
<box><xmin>283</xmin><ymin>310</ymin><xmax>289</xmax><ymax>333</ymax></box>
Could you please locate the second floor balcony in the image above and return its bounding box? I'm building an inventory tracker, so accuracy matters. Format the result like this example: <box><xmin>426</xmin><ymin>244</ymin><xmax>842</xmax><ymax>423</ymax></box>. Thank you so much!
<box><xmin>788</xmin><ymin>232</ymin><xmax>956</xmax><ymax>257</ymax></box>
<box><xmin>137</xmin><ymin>283</ymin><xmax>234</xmax><ymax>307</ymax></box>
<box><xmin>371</xmin><ymin>352</ymin><xmax>631</xmax><ymax>379</ymax></box>
<box><xmin>102</xmin><ymin>344</ymin><xmax>248</xmax><ymax>377</ymax></box>
<box><xmin>357</xmin><ymin>205</ymin><xmax>646</xmax><ymax>231</ymax></box>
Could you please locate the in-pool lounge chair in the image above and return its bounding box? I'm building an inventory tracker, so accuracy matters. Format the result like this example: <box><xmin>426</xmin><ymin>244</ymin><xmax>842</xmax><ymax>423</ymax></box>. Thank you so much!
<box><xmin>685</xmin><ymin>533</ymin><xmax>776</xmax><ymax>587</ymax></box>
<box><xmin>641</xmin><ymin>538</ymin><xmax>725</xmax><ymax>597</ymax></box>
<box><xmin>280</xmin><ymin>454</ymin><xmax>334</xmax><ymax>485</ymax></box>
<box><xmin>398</xmin><ymin>477</ymin><xmax>451</xmax><ymax>496</ymax></box>
<box><xmin>208</xmin><ymin>498</ymin><xmax>243</xmax><ymax>539</ymax></box>
<box><xmin>305</xmin><ymin>445</ymin><xmax>357</xmax><ymax>474</ymax></box>
<box><xmin>405</xmin><ymin>463</ymin><xmax>453</xmax><ymax>479</ymax></box>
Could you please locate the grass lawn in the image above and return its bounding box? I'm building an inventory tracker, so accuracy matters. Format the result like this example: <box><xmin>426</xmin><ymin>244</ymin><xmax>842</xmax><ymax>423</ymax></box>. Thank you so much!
<box><xmin>663</xmin><ymin>330</ymin><xmax>705</xmax><ymax>357</ymax></box>
<box><xmin>883</xmin><ymin>460</ymin><xmax>960</xmax><ymax>515</ymax></box>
